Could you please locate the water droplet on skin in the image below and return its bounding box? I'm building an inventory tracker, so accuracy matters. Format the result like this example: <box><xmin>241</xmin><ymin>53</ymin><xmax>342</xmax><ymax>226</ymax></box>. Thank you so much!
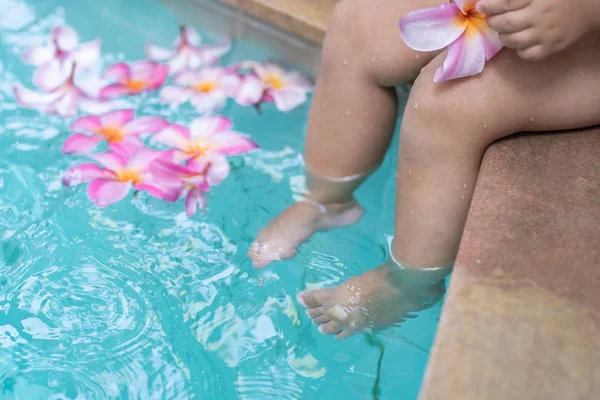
<box><xmin>455</xmin><ymin>185</ymin><xmax>459</xmax><ymax>190</ymax></box>
<box><xmin>346</xmin><ymin>109</ymin><xmax>352</xmax><ymax>117</ymax></box>
<box><xmin>415</xmin><ymin>54</ymin><xmax>420</xmax><ymax>59</ymax></box>
<box><xmin>452</xmin><ymin>90</ymin><xmax>457</xmax><ymax>95</ymax></box>
<box><xmin>408</xmin><ymin>168</ymin><xmax>412</xmax><ymax>175</ymax></box>
<box><xmin>343</xmin><ymin>58</ymin><xmax>348</xmax><ymax>66</ymax></box>
<box><xmin>376</xmin><ymin>2</ymin><xmax>380</xmax><ymax>7</ymax></box>
<box><xmin>414</xmin><ymin>102</ymin><xmax>419</xmax><ymax>109</ymax></box>
<box><xmin>530</xmin><ymin>117</ymin><xmax>535</xmax><ymax>122</ymax></box>
<box><xmin>463</xmin><ymin>183</ymin><xmax>467</xmax><ymax>189</ymax></box>
<box><xmin>434</xmin><ymin>181</ymin><xmax>438</xmax><ymax>187</ymax></box>
<box><xmin>461</xmin><ymin>195</ymin><xmax>465</xmax><ymax>200</ymax></box>
<box><xmin>379</xmin><ymin>62</ymin><xmax>384</xmax><ymax>66</ymax></box>
<box><xmin>461</xmin><ymin>158</ymin><xmax>465</xmax><ymax>164</ymax></box>
<box><xmin>371</xmin><ymin>57</ymin><xmax>376</xmax><ymax>63</ymax></box>
<box><xmin>395</xmin><ymin>174</ymin><xmax>399</xmax><ymax>180</ymax></box>
<box><xmin>410</xmin><ymin>210</ymin><xmax>415</xmax><ymax>215</ymax></box>
<box><xmin>417</xmin><ymin>176</ymin><xmax>422</xmax><ymax>181</ymax></box>
<box><xmin>484</xmin><ymin>122</ymin><xmax>488</xmax><ymax>128</ymax></box>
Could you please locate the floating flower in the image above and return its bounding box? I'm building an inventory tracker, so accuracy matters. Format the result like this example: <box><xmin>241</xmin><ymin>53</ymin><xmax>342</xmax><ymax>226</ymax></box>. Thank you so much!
<box><xmin>99</xmin><ymin>61</ymin><xmax>168</xmax><ymax>99</ymax></box>
<box><xmin>150</xmin><ymin>158</ymin><xmax>215</xmax><ymax>216</ymax></box>
<box><xmin>146</xmin><ymin>25</ymin><xmax>231</xmax><ymax>75</ymax></box>
<box><xmin>14</xmin><ymin>64</ymin><xmax>114</xmax><ymax>117</ymax></box>
<box><xmin>152</xmin><ymin>116</ymin><xmax>258</xmax><ymax>164</ymax></box>
<box><xmin>160</xmin><ymin>68</ymin><xmax>241</xmax><ymax>113</ymax></box>
<box><xmin>63</xmin><ymin>109</ymin><xmax>169</xmax><ymax>155</ymax></box>
<box><xmin>399</xmin><ymin>0</ymin><xmax>503</xmax><ymax>82</ymax></box>
<box><xmin>63</xmin><ymin>148</ymin><xmax>181</xmax><ymax>207</ymax></box>
<box><xmin>234</xmin><ymin>62</ymin><xmax>312</xmax><ymax>112</ymax></box>
<box><xmin>22</xmin><ymin>25</ymin><xmax>101</xmax><ymax>86</ymax></box>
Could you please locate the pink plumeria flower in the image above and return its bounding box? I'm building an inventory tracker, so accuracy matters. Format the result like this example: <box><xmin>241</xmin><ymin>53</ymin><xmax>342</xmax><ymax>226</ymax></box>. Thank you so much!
<box><xmin>234</xmin><ymin>62</ymin><xmax>312</xmax><ymax>112</ymax></box>
<box><xmin>146</xmin><ymin>25</ymin><xmax>231</xmax><ymax>75</ymax></box>
<box><xmin>160</xmin><ymin>68</ymin><xmax>241</xmax><ymax>113</ymax></box>
<box><xmin>152</xmin><ymin>116</ymin><xmax>258</xmax><ymax>164</ymax></box>
<box><xmin>63</xmin><ymin>109</ymin><xmax>169</xmax><ymax>155</ymax></box>
<box><xmin>99</xmin><ymin>61</ymin><xmax>168</xmax><ymax>99</ymax></box>
<box><xmin>62</xmin><ymin>148</ymin><xmax>181</xmax><ymax>207</ymax></box>
<box><xmin>14</xmin><ymin>64</ymin><xmax>113</xmax><ymax>117</ymax></box>
<box><xmin>150</xmin><ymin>158</ymin><xmax>216</xmax><ymax>216</ymax></box>
<box><xmin>22</xmin><ymin>26</ymin><xmax>101</xmax><ymax>87</ymax></box>
<box><xmin>399</xmin><ymin>0</ymin><xmax>503</xmax><ymax>82</ymax></box>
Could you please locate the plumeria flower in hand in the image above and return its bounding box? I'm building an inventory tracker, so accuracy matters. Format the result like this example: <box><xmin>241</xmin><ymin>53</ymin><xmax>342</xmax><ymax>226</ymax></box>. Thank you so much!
<box><xmin>152</xmin><ymin>116</ymin><xmax>258</xmax><ymax>164</ymax></box>
<box><xmin>150</xmin><ymin>158</ymin><xmax>217</xmax><ymax>216</ymax></box>
<box><xmin>14</xmin><ymin>63</ymin><xmax>115</xmax><ymax>117</ymax></box>
<box><xmin>160</xmin><ymin>68</ymin><xmax>241</xmax><ymax>113</ymax></box>
<box><xmin>63</xmin><ymin>109</ymin><xmax>168</xmax><ymax>155</ymax></box>
<box><xmin>62</xmin><ymin>148</ymin><xmax>181</xmax><ymax>207</ymax></box>
<box><xmin>146</xmin><ymin>25</ymin><xmax>231</xmax><ymax>75</ymax></box>
<box><xmin>22</xmin><ymin>25</ymin><xmax>101</xmax><ymax>86</ymax></box>
<box><xmin>400</xmin><ymin>0</ymin><xmax>503</xmax><ymax>82</ymax></box>
<box><xmin>235</xmin><ymin>62</ymin><xmax>313</xmax><ymax>112</ymax></box>
<box><xmin>99</xmin><ymin>61</ymin><xmax>168</xmax><ymax>99</ymax></box>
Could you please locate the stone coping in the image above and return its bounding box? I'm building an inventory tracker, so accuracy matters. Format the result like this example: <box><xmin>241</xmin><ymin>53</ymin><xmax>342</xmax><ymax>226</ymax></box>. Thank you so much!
<box><xmin>419</xmin><ymin>129</ymin><xmax>600</xmax><ymax>400</ymax></box>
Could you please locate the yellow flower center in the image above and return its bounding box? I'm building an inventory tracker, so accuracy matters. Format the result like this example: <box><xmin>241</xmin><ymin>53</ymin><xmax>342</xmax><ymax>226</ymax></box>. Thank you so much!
<box><xmin>185</xmin><ymin>141</ymin><xmax>211</xmax><ymax>157</ymax></box>
<box><xmin>124</xmin><ymin>79</ymin><xmax>147</xmax><ymax>93</ymax></box>
<box><xmin>99</xmin><ymin>126</ymin><xmax>123</xmax><ymax>142</ymax></box>
<box><xmin>117</xmin><ymin>169</ymin><xmax>143</xmax><ymax>185</ymax></box>
<box><xmin>192</xmin><ymin>80</ymin><xmax>219</xmax><ymax>93</ymax></box>
<box><xmin>262</xmin><ymin>74</ymin><xmax>284</xmax><ymax>90</ymax></box>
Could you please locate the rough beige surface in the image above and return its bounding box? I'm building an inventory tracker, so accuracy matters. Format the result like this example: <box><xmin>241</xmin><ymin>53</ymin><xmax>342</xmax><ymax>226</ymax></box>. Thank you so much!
<box><xmin>218</xmin><ymin>0</ymin><xmax>338</xmax><ymax>43</ymax></box>
<box><xmin>420</xmin><ymin>129</ymin><xmax>600</xmax><ymax>400</ymax></box>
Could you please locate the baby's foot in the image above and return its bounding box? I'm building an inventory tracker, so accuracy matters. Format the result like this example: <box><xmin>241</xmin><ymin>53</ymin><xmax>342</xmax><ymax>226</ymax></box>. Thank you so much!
<box><xmin>297</xmin><ymin>263</ymin><xmax>445</xmax><ymax>339</ymax></box>
<box><xmin>248</xmin><ymin>200</ymin><xmax>364</xmax><ymax>268</ymax></box>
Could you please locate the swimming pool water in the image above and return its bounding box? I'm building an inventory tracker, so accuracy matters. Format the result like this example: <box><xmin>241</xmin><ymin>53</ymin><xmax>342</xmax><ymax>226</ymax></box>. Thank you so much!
<box><xmin>0</xmin><ymin>0</ymin><xmax>444</xmax><ymax>398</ymax></box>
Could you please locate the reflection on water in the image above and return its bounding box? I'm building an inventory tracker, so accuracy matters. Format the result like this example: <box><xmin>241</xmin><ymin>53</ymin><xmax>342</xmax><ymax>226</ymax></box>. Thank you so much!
<box><xmin>0</xmin><ymin>0</ymin><xmax>443</xmax><ymax>398</ymax></box>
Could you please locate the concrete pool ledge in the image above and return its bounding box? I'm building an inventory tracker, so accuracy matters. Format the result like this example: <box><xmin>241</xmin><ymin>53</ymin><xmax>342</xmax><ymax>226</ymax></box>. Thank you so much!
<box><xmin>419</xmin><ymin>129</ymin><xmax>600</xmax><ymax>400</ymax></box>
<box><xmin>161</xmin><ymin>0</ymin><xmax>600</xmax><ymax>398</ymax></box>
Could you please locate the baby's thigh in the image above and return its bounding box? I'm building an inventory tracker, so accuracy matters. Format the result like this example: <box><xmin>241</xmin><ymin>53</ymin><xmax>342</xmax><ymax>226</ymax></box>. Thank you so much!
<box><xmin>408</xmin><ymin>35</ymin><xmax>600</xmax><ymax>146</ymax></box>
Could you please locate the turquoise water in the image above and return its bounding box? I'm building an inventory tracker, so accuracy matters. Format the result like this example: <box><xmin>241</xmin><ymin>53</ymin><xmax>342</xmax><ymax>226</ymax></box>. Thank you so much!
<box><xmin>0</xmin><ymin>0</ymin><xmax>443</xmax><ymax>398</ymax></box>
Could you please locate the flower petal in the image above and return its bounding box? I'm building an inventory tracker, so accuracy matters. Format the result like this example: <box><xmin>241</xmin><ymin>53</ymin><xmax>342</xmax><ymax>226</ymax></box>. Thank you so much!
<box><xmin>190</xmin><ymin>116</ymin><xmax>233</xmax><ymax>139</ymax></box>
<box><xmin>454</xmin><ymin>0</ymin><xmax>478</xmax><ymax>14</ymax></box>
<box><xmin>128</xmin><ymin>148</ymin><xmax>163</xmax><ymax>171</ymax></box>
<box><xmin>130</xmin><ymin>61</ymin><xmax>163</xmax><ymax>85</ymax></box>
<box><xmin>62</xmin><ymin>133</ymin><xmax>102</xmax><ymax>154</ymax></box>
<box><xmin>99</xmin><ymin>84</ymin><xmax>131</xmax><ymax>99</ymax></box>
<box><xmin>189</xmin><ymin>91</ymin><xmax>227</xmax><ymax>114</ymax></box>
<box><xmin>182</xmin><ymin>26</ymin><xmax>201</xmax><ymax>46</ymax></box>
<box><xmin>400</xmin><ymin>3</ymin><xmax>467</xmax><ymax>52</ymax></box>
<box><xmin>32</xmin><ymin>61</ymin><xmax>68</xmax><ymax>91</ymax></box>
<box><xmin>87</xmin><ymin>178</ymin><xmax>131</xmax><ymax>207</ymax></box>
<box><xmin>79</xmin><ymin>98</ymin><xmax>129</xmax><ymax>115</ymax></box>
<box><xmin>100</xmin><ymin>109</ymin><xmax>135</xmax><ymax>128</ymax></box>
<box><xmin>89</xmin><ymin>152</ymin><xmax>127</xmax><ymax>171</ymax></box>
<box><xmin>71</xmin><ymin>114</ymin><xmax>102</xmax><ymax>132</ymax></box>
<box><xmin>211</xmin><ymin>131</ymin><xmax>258</xmax><ymax>155</ymax></box>
<box><xmin>13</xmin><ymin>85</ymin><xmax>60</xmax><ymax>108</ymax></box>
<box><xmin>21</xmin><ymin>46</ymin><xmax>54</xmax><ymax>66</ymax></box>
<box><xmin>284</xmin><ymin>72</ymin><xmax>313</xmax><ymax>92</ymax></box>
<box><xmin>108</xmin><ymin>137</ymin><xmax>145</xmax><ymax>157</ymax></box>
<box><xmin>122</xmin><ymin>116</ymin><xmax>169</xmax><ymax>136</ymax></box>
<box><xmin>50</xmin><ymin>90</ymin><xmax>79</xmax><ymax>117</ymax></box>
<box><xmin>63</xmin><ymin>163</ymin><xmax>112</xmax><ymax>186</ymax></box>
<box><xmin>235</xmin><ymin>75</ymin><xmax>265</xmax><ymax>106</ymax></box>
<box><xmin>160</xmin><ymin>86</ymin><xmax>192</xmax><ymax>107</ymax></box>
<box><xmin>145</xmin><ymin>43</ymin><xmax>175</xmax><ymax>61</ymax></box>
<box><xmin>219</xmin><ymin>74</ymin><xmax>242</xmax><ymax>96</ymax></box>
<box><xmin>185</xmin><ymin>187</ymin><xmax>207</xmax><ymax>216</ymax></box>
<box><xmin>471</xmin><ymin>15</ymin><xmax>504</xmax><ymax>60</ymax></box>
<box><xmin>434</xmin><ymin>27</ymin><xmax>486</xmax><ymax>83</ymax></box>
<box><xmin>270</xmin><ymin>87</ymin><xmax>307</xmax><ymax>112</ymax></box>
<box><xmin>52</xmin><ymin>26</ymin><xmax>79</xmax><ymax>51</ymax></box>
<box><xmin>73</xmin><ymin>39</ymin><xmax>101</xmax><ymax>68</ymax></box>
<box><xmin>104</xmin><ymin>63</ymin><xmax>130</xmax><ymax>82</ymax></box>
<box><xmin>206</xmin><ymin>155</ymin><xmax>230</xmax><ymax>186</ymax></box>
<box><xmin>152</xmin><ymin>124</ymin><xmax>191</xmax><ymax>149</ymax></box>
<box><xmin>167</xmin><ymin>51</ymin><xmax>189</xmax><ymax>76</ymax></box>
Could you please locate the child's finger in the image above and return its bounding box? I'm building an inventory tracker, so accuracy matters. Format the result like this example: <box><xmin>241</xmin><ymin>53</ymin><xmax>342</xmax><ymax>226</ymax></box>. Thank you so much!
<box><xmin>517</xmin><ymin>44</ymin><xmax>548</xmax><ymax>61</ymax></box>
<box><xmin>486</xmin><ymin>10</ymin><xmax>533</xmax><ymax>34</ymax></box>
<box><xmin>476</xmin><ymin>0</ymin><xmax>531</xmax><ymax>15</ymax></box>
<box><xmin>499</xmin><ymin>29</ymin><xmax>539</xmax><ymax>49</ymax></box>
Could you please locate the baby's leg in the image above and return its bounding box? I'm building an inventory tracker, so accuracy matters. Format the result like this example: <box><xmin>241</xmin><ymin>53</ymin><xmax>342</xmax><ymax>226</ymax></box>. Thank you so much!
<box><xmin>300</xmin><ymin>34</ymin><xmax>600</xmax><ymax>338</ymax></box>
<box><xmin>248</xmin><ymin>0</ymin><xmax>445</xmax><ymax>268</ymax></box>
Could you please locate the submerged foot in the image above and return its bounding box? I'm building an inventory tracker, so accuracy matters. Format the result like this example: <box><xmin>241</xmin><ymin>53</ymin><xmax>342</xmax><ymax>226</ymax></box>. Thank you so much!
<box><xmin>297</xmin><ymin>263</ymin><xmax>445</xmax><ymax>339</ymax></box>
<box><xmin>248</xmin><ymin>200</ymin><xmax>364</xmax><ymax>268</ymax></box>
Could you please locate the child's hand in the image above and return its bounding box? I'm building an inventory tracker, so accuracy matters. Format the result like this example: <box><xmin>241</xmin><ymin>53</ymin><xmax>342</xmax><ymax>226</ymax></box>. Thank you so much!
<box><xmin>477</xmin><ymin>0</ymin><xmax>600</xmax><ymax>61</ymax></box>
